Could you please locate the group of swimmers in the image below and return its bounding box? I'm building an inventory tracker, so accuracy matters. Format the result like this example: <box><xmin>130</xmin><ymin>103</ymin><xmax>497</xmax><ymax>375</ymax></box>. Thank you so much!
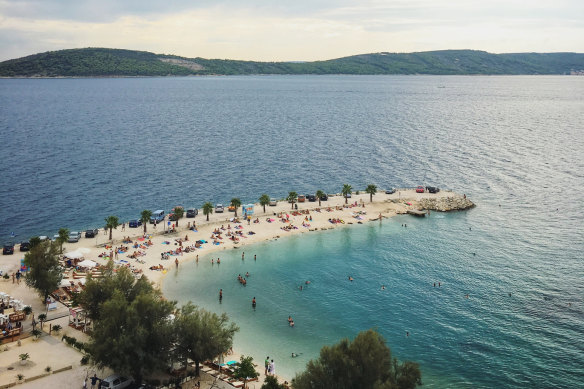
<box><xmin>287</xmin><ymin>316</ymin><xmax>295</xmax><ymax>327</ymax></box>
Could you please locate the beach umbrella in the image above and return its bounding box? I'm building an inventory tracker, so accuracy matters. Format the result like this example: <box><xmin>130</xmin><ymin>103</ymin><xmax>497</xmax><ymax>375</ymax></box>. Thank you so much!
<box><xmin>78</xmin><ymin>259</ymin><xmax>97</xmax><ymax>268</ymax></box>
<box><xmin>78</xmin><ymin>247</ymin><xmax>91</xmax><ymax>254</ymax></box>
<box><xmin>64</xmin><ymin>250</ymin><xmax>84</xmax><ymax>259</ymax></box>
<box><xmin>59</xmin><ymin>278</ymin><xmax>74</xmax><ymax>287</ymax></box>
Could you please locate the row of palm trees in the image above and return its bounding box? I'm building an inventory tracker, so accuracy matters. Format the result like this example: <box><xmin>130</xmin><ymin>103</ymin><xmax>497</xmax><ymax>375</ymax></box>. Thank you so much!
<box><xmin>100</xmin><ymin>185</ymin><xmax>380</xmax><ymax>239</ymax></box>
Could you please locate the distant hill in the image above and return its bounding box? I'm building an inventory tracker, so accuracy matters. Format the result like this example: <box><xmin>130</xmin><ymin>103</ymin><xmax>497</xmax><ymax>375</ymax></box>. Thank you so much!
<box><xmin>1</xmin><ymin>47</ymin><xmax>583</xmax><ymax>77</ymax></box>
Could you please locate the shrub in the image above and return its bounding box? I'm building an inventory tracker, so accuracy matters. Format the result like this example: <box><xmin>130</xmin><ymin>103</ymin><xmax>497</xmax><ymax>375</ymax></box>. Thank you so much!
<box><xmin>19</xmin><ymin>353</ymin><xmax>30</xmax><ymax>361</ymax></box>
<box><xmin>80</xmin><ymin>355</ymin><xmax>89</xmax><ymax>365</ymax></box>
<box><xmin>52</xmin><ymin>324</ymin><xmax>62</xmax><ymax>333</ymax></box>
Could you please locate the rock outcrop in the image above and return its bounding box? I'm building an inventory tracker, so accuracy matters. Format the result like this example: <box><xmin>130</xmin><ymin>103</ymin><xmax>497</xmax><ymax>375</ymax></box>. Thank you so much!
<box><xmin>418</xmin><ymin>196</ymin><xmax>475</xmax><ymax>212</ymax></box>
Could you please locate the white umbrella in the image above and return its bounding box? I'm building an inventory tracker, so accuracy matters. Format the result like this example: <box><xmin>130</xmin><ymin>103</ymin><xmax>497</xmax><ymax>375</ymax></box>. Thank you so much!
<box><xmin>78</xmin><ymin>247</ymin><xmax>91</xmax><ymax>254</ymax></box>
<box><xmin>59</xmin><ymin>278</ymin><xmax>74</xmax><ymax>287</ymax></box>
<box><xmin>64</xmin><ymin>251</ymin><xmax>84</xmax><ymax>259</ymax></box>
<box><xmin>78</xmin><ymin>259</ymin><xmax>97</xmax><ymax>268</ymax></box>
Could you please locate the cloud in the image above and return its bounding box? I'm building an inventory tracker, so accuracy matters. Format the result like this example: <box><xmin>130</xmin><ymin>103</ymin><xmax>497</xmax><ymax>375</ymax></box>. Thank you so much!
<box><xmin>0</xmin><ymin>0</ymin><xmax>582</xmax><ymax>62</ymax></box>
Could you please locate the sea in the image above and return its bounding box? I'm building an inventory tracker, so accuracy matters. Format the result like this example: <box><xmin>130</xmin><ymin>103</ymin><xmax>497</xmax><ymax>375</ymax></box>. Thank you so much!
<box><xmin>1</xmin><ymin>75</ymin><xmax>583</xmax><ymax>388</ymax></box>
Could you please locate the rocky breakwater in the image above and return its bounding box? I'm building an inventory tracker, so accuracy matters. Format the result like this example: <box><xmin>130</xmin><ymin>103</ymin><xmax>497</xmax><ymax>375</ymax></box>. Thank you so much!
<box><xmin>418</xmin><ymin>195</ymin><xmax>475</xmax><ymax>212</ymax></box>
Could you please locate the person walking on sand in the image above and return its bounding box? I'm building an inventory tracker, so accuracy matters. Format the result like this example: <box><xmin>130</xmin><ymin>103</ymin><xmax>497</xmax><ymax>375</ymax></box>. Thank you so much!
<box><xmin>265</xmin><ymin>356</ymin><xmax>270</xmax><ymax>375</ymax></box>
<box><xmin>91</xmin><ymin>374</ymin><xmax>99</xmax><ymax>389</ymax></box>
<box><xmin>175</xmin><ymin>258</ymin><xmax>179</xmax><ymax>268</ymax></box>
<box><xmin>270</xmin><ymin>360</ymin><xmax>276</xmax><ymax>376</ymax></box>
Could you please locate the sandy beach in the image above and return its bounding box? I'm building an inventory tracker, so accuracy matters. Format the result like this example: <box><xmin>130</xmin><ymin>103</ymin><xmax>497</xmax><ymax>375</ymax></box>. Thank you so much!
<box><xmin>0</xmin><ymin>189</ymin><xmax>473</xmax><ymax>388</ymax></box>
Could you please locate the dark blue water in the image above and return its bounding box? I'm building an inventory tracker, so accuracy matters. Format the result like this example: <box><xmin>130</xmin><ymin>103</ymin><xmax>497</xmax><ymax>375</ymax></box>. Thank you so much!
<box><xmin>1</xmin><ymin>76</ymin><xmax>583</xmax><ymax>387</ymax></box>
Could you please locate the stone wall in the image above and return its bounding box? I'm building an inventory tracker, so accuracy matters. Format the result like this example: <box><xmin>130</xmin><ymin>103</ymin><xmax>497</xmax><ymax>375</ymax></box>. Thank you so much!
<box><xmin>418</xmin><ymin>196</ymin><xmax>475</xmax><ymax>212</ymax></box>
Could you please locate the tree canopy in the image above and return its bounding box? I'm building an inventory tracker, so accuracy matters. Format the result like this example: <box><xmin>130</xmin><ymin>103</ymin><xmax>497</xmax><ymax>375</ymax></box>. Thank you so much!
<box><xmin>287</xmin><ymin>192</ymin><xmax>298</xmax><ymax>210</ymax></box>
<box><xmin>259</xmin><ymin>194</ymin><xmax>270</xmax><ymax>213</ymax></box>
<box><xmin>23</xmin><ymin>241</ymin><xmax>63</xmax><ymax>303</ymax></box>
<box><xmin>230</xmin><ymin>198</ymin><xmax>242</xmax><ymax>217</ymax></box>
<box><xmin>172</xmin><ymin>206</ymin><xmax>184</xmax><ymax>226</ymax></box>
<box><xmin>292</xmin><ymin>329</ymin><xmax>422</xmax><ymax>389</ymax></box>
<box><xmin>140</xmin><ymin>209</ymin><xmax>152</xmax><ymax>233</ymax></box>
<box><xmin>104</xmin><ymin>215</ymin><xmax>120</xmax><ymax>240</ymax></box>
<box><xmin>316</xmin><ymin>190</ymin><xmax>325</xmax><ymax>206</ymax></box>
<box><xmin>202</xmin><ymin>202</ymin><xmax>214</xmax><ymax>221</ymax></box>
<box><xmin>173</xmin><ymin>302</ymin><xmax>239</xmax><ymax>376</ymax></box>
<box><xmin>366</xmin><ymin>184</ymin><xmax>377</xmax><ymax>202</ymax></box>
<box><xmin>232</xmin><ymin>355</ymin><xmax>260</xmax><ymax>388</ymax></box>
<box><xmin>57</xmin><ymin>227</ymin><xmax>69</xmax><ymax>253</ymax></box>
<box><xmin>342</xmin><ymin>184</ymin><xmax>352</xmax><ymax>204</ymax></box>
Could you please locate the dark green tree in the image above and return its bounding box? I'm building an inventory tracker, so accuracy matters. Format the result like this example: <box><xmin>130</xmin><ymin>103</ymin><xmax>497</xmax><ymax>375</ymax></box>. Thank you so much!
<box><xmin>287</xmin><ymin>192</ymin><xmax>298</xmax><ymax>210</ymax></box>
<box><xmin>232</xmin><ymin>355</ymin><xmax>260</xmax><ymax>389</ymax></box>
<box><xmin>342</xmin><ymin>184</ymin><xmax>352</xmax><ymax>204</ymax></box>
<box><xmin>173</xmin><ymin>206</ymin><xmax>184</xmax><ymax>226</ymax></box>
<box><xmin>57</xmin><ymin>228</ymin><xmax>69</xmax><ymax>253</ymax></box>
<box><xmin>104</xmin><ymin>215</ymin><xmax>120</xmax><ymax>240</ymax></box>
<box><xmin>259</xmin><ymin>194</ymin><xmax>270</xmax><ymax>213</ymax></box>
<box><xmin>87</xmin><ymin>288</ymin><xmax>175</xmax><ymax>384</ymax></box>
<box><xmin>316</xmin><ymin>190</ymin><xmax>325</xmax><ymax>207</ymax></box>
<box><xmin>173</xmin><ymin>302</ymin><xmax>239</xmax><ymax>376</ymax></box>
<box><xmin>292</xmin><ymin>329</ymin><xmax>421</xmax><ymax>389</ymax></box>
<box><xmin>366</xmin><ymin>184</ymin><xmax>377</xmax><ymax>203</ymax></box>
<box><xmin>261</xmin><ymin>375</ymin><xmax>286</xmax><ymax>389</ymax></box>
<box><xmin>202</xmin><ymin>202</ymin><xmax>214</xmax><ymax>221</ymax></box>
<box><xmin>140</xmin><ymin>210</ymin><xmax>152</xmax><ymax>234</ymax></box>
<box><xmin>29</xmin><ymin>236</ymin><xmax>41</xmax><ymax>249</ymax></box>
<box><xmin>23</xmin><ymin>241</ymin><xmax>63</xmax><ymax>304</ymax></box>
<box><xmin>230</xmin><ymin>198</ymin><xmax>242</xmax><ymax>217</ymax></box>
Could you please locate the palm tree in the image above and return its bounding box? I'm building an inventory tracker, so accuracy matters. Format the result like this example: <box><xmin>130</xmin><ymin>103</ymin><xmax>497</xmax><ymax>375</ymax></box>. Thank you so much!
<box><xmin>140</xmin><ymin>210</ymin><xmax>152</xmax><ymax>234</ymax></box>
<box><xmin>104</xmin><ymin>216</ymin><xmax>120</xmax><ymax>240</ymax></box>
<box><xmin>57</xmin><ymin>228</ymin><xmax>69</xmax><ymax>253</ymax></box>
<box><xmin>342</xmin><ymin>184</ymin><xmax>352</xmax><ymax>204</ymax></box>
<box><xmin>366</xmin><ymin>184</ymin><xmax>377</xmax><ymax>203</ymax></box>
<box><xmin>287</xmin><ymin>191</ymin><xmax>298</xmax><ymax>210</ymax></box>
<box><xmin>259</xmin><ymin>194</ymin><xmax>270</xmax><ymax>213</ymax></box>
<box><xmin>316</xmin><ymin>190</ymin><xmax>325</xmax><ymax>207</ymax></box>
<box><xmin>230</xmin><ymin>198</ymin><xmax>242</xmax><ymax>217</ymax></box>
<box><xmin>202</xmin><ymin>202</ymin><xmax>214</xmax><ymax>221</ymax></box>
<box><xmin>173</xmin><ymin>206</ymin><xmax>184</xmax><ymax>226</ymax></box>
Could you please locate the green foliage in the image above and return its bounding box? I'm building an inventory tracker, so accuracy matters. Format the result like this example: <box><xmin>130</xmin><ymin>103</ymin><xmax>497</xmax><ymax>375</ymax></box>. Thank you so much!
<box><xmin>172</xmin><ymin>206</ymin><xmax>184</xmax><ymax>226</ymax></box>
<box><xmin>19</xmin><ymin>353</ymin><xmax>30</xmax><ymax>361</ymax></box>
<box><xmin>22</xmin><ymin>306</ymin><xmax>32</xmax><ymax>315</ymax></box>
<box><xmin>342</xmin><ymin>184</ymin><xmax>352</xmax><ymax>204</ymax></box>
<box><xmin>230</xmin><ymin>198</ymin><xmax>242</xmax><ymax>217</ymax></box>
<box><xmin>80</xmin><ymin>355</ymin><xmax>90</xmax><ymax>365</ymax></box>
<box><xmin>287</xmin><ymin>192</ymin><xmax>298</xmax><ymax>210</ymax></box>
<box><xmin>51</xmin><ymin>324</ymin><xmax>62</xmax><ymax>333</ymax></box>
<box><xmin>316</xmin><ymin>190</ymin><xmax>325</xmax><ymax>206</ymax></box>
<box><xmin>2</xmin><ymin>48</ymin><xmax>582</xmax><ymax>77</ymax></box>
<box><xmin>57</xmin><ymin>228</ymin><xmax>69</xmax><ymax>253</ymax></box>
<box><xmin>104</xmin><ymin>215</ymin><xmax>120</xmax><ymax>240</ymax></box>
<box><xmin>29</xmin><ymin>236</ymin><xmax>41</xmax><ymax>249</ymax></box>
<box><xmin>140</xmin><ymin>210</ymin><xmax>152</xmax><ymax>233</ymax></box>
<box><xmin>232</xmin><ymin>355</ymin><xmax>260</xmax><ymax>386</ymax></box>
<box><xmin>202</xmin><ymin>202</ymin><xmax>214</xmax><ymax>221</ymax></box>
<box><xmin>173</xmin><ymin>302</ymin><xmax>239</xmax><ymax>376</ymax></box>
<box><xmin>366</xmin><ymin>184</ymin><xmax>377</xmax><ymax>202</ymax></box>
<box><xmin>261</xmin><ymin>375</ymin><xmax>286</xmax><ymax>389</ymax></box>
<box><xmin>23</xmin><ymin>241</ymin><xmax>63</xmax><ymax>303</ymax></box>
<box><xmin>259</xmin><ymin>194</ymin><xmax>270</xmax><ymax>213</ymax></box>
<box><xmin>292</xmin><ymin>329</ymin><xmax>422</xmax><ymax>389</ymax></box>
<box><xmin>88</xmin><ymin>288</ymin><xmax>175</xmax><ymax>384</ymax></box>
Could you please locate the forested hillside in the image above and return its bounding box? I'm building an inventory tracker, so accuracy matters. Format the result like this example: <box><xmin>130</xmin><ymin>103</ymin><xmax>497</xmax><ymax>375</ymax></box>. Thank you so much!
<box><xmin>1</xmin><ymin>48</ymin><xmax>582</xmax><ymax>77</ymax></box>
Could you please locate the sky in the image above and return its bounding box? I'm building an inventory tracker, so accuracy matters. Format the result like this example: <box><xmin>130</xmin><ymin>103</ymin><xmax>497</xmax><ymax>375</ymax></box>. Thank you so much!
<box><xmin>0</xmin><ymin>0</ymin><xmax>583</xmax><ymax>62</ymax></box>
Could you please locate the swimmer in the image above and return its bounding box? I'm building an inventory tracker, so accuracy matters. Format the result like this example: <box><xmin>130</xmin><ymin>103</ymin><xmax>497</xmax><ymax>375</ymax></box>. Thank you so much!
<box><xmin>438</xmin><ymin>282</ymin><xmax>441</xmax><ymax>287</ymax></box>
<box><xmin>254</xmin><ymin>254</ymin><xmax>256</xmax><ymax>261</ymax></box>
<box><xmin>288</xmin><ymin>316</ymin><xmax>293</xmax><ymax>322</ymax></box>
<box><xmin>465</xmin><ymin>294</ymin><xmax>469</xmax><ymax>299</ymax></box>
<box><xmin>211</xmin><ymin>258</ymin><xmax>214</xmax><ymax>264</ymax></box>
<box><xmin>348</xmin><ymin>276</ymin><xmax>354</xmax><ymax>281</ymax></box>
<box><xmin>381</xmin><ymin>285</ymin><xmax>386</xmax><ymax>290</ymax></box>
<box><xmin>242</xmin><ymin>252</ymin><xmax>245</xmax><ymax>260</ymax></box>
<box><xmin>291</xmin><ymin>353</ymin><xmax>298</xmax><ymax>358</ymax></box>
<box><xmin>219</xmin><ymin>289</ymin><xmax>223</xmax><ymax>300</ymax></box>
<box><xmin>290</xmin><ymin>320</ymin><xmax>295</xmax><ymax>327</ymax></box>
<box><xmin>433</xmin><ymin>283</ymin><xmax>436</xmax><ymax>287</ymax></box>
<box><xmin>217</xmin><ymin>258</ymin><xmax>221</xmax><ymax>264</ymax></box>
<box><xmin>246</xmin><ymin>271</ymin><xmax>250</xmax><ymax>277</ymax></box>
<box><xmin>305</xmin><ymin>281</ymin><xmax>311</xmax><ymax>284</ymax></box>
<box><xmin>299</xmin><ymin>285</ymin><xmax>303</xmax><ymax>291</ymax></box>
<box><xmin>406</xmin><ymin>331</ymin><xmax>409</xmax><ymax>337</ymax></box>
<box><xmin>252</xmin><ymin>297</ymin><xmax>256</xmax><ymax>307</ymax></box>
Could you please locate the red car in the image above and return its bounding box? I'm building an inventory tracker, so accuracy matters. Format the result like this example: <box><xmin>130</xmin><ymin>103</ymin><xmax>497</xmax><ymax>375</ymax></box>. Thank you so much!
<box><xmin>416</xmin><ymin>186</ymin><xmax>425</xmax><ymax>193</ymax></box>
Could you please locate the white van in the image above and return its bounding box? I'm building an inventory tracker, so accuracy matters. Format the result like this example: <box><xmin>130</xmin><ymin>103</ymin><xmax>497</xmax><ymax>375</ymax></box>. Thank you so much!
<box><xmin>150</xmin><ymin>210</ymin><xmax>165</xmax><ymax>224</ymax></box>
<box><xmin>100</xmin><ymin>374</ymin><xmax>133</xmax><ymax>389</ymax></box>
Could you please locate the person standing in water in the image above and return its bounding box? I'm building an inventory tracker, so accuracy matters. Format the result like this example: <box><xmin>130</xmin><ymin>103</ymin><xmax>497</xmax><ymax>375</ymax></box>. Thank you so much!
<box><xmin>219</xmin><ymin>289</ymin><xmax>223</xmax><ymax>301</ymax></box>
<box><xmin>252</xmin><ymin>297</ymin><xmax>256</xmax><ymax>307</ymax></box>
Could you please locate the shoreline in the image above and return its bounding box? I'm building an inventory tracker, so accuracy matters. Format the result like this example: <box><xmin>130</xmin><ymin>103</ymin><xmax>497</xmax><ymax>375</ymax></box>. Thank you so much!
<box><xmin>0</xmin><ymin>189</ymin><xmax>473</xmax><ymax>387</ymax></box>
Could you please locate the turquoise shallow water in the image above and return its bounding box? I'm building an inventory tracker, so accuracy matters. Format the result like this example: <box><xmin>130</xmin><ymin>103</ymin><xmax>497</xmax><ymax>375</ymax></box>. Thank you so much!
<box><xmin>163</xmin><ymin>209</ymin><xmax>583</xmax><ymax>388</ymax></box>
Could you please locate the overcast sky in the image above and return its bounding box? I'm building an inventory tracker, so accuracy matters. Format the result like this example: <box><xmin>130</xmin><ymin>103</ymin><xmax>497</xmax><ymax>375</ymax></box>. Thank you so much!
<box><xmin>1</xmin><ymin>0</ymin><xmax>582</xmax><ymax>61</ymax></box>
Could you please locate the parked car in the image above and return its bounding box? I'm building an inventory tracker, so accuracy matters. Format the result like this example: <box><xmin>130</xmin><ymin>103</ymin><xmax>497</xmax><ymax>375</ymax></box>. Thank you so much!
<box><xmin>345</xmin><ymin>193</ymin><xmax>352</xmax><ymax>198</ymax></box>
<box><xmin>128</xmin><ymin>220</ymin><xmax>142</xmax><ymax>228</ymax></box>
<box><xmin>85</xmin><ymin>229</ymin><xmax>99</xmax><ymax>238</ymax></box>
<box><xmin>307</xmin><ymin>194</ymin><xmax>317</xmax><ymax>202</ymax></box>
<box><xmin>426</xmin><ymin>186</ymin><xmax>440</xmax><ymax>193</ymax></box>
<box><xmin>298</xmin><ymin>195</ymin><xmax>306</xmax><ymax>203</ymax></box>
<box><xmin>2</xmin><ymin>243</ymin><xmax>14</xmax><ymax>255</ymax></box>
<box><xmin>68</xmin><ymin>231</ymin><xmax>82</xmax><ymax>243</ymax></box>
<box><xmin>150</xmin><ymin>210</ymin><xmax>165</xmax><ymax>224</ymax></box>
<box><xmin>269</xmin><ymin>199</ymin><xmax>277</xmax><ymax>206</ymax></box>
<box><xmin>52</xmin><ymin>234</ymin><xmax>60</xmax><ymax>242</ymax></box>
<box><xmin>228</xmin><ymin>205</ymin><xmax>236</xmax><ymax>212</ymax></box>
<box><xmin>385</xmin><ymin>188</ymin><xmax>396</xmax><ymax>194</ymax></box>
<box><xmin>186</xmin><ymin>209</ymin><xmax>198</xmax><ymax>218</ymax></box>
<box><xmin>416</xmin><ymin>186</ymin><xmax>425</xmax><ymax>193</ymax></box>
<box><xmin>100</xmin><ymin>374</ymin><xmax>134</xmax><ymax>389</ymax></box>
<box><xmin>215</xmin><ymin>204</ymin><xmax>224</xmax><ymax>213</ymax></box>
<box><xmin>38</xmin><ymin>236</ymin><xmax>50</xmax><ymax>241</ymax></box>
<box><xmin>19</xmin><ymin>241</ymin><xmax>30</xmax><ymax>252</ymax></box>
<box><xmin>320</xmin><ymin>194</ymin><xmax>329</xmax><ymax>201</ymax></box>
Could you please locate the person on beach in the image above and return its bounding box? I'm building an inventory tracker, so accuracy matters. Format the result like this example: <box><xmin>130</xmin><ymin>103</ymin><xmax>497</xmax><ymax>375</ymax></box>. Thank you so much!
<box><xmin>91</xmin><ymin>374</ymin><xmax>99</xmax><ymax>389</ymax></box>
<box><xmin>269</xmin><ymin>360</ymin><xmax>275</xmax><ymax>376</ymax></box>
<box><xmin>175</xmin><ymin>258</ymin><xmax>179</xmax><ymax>268</ymax></box>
